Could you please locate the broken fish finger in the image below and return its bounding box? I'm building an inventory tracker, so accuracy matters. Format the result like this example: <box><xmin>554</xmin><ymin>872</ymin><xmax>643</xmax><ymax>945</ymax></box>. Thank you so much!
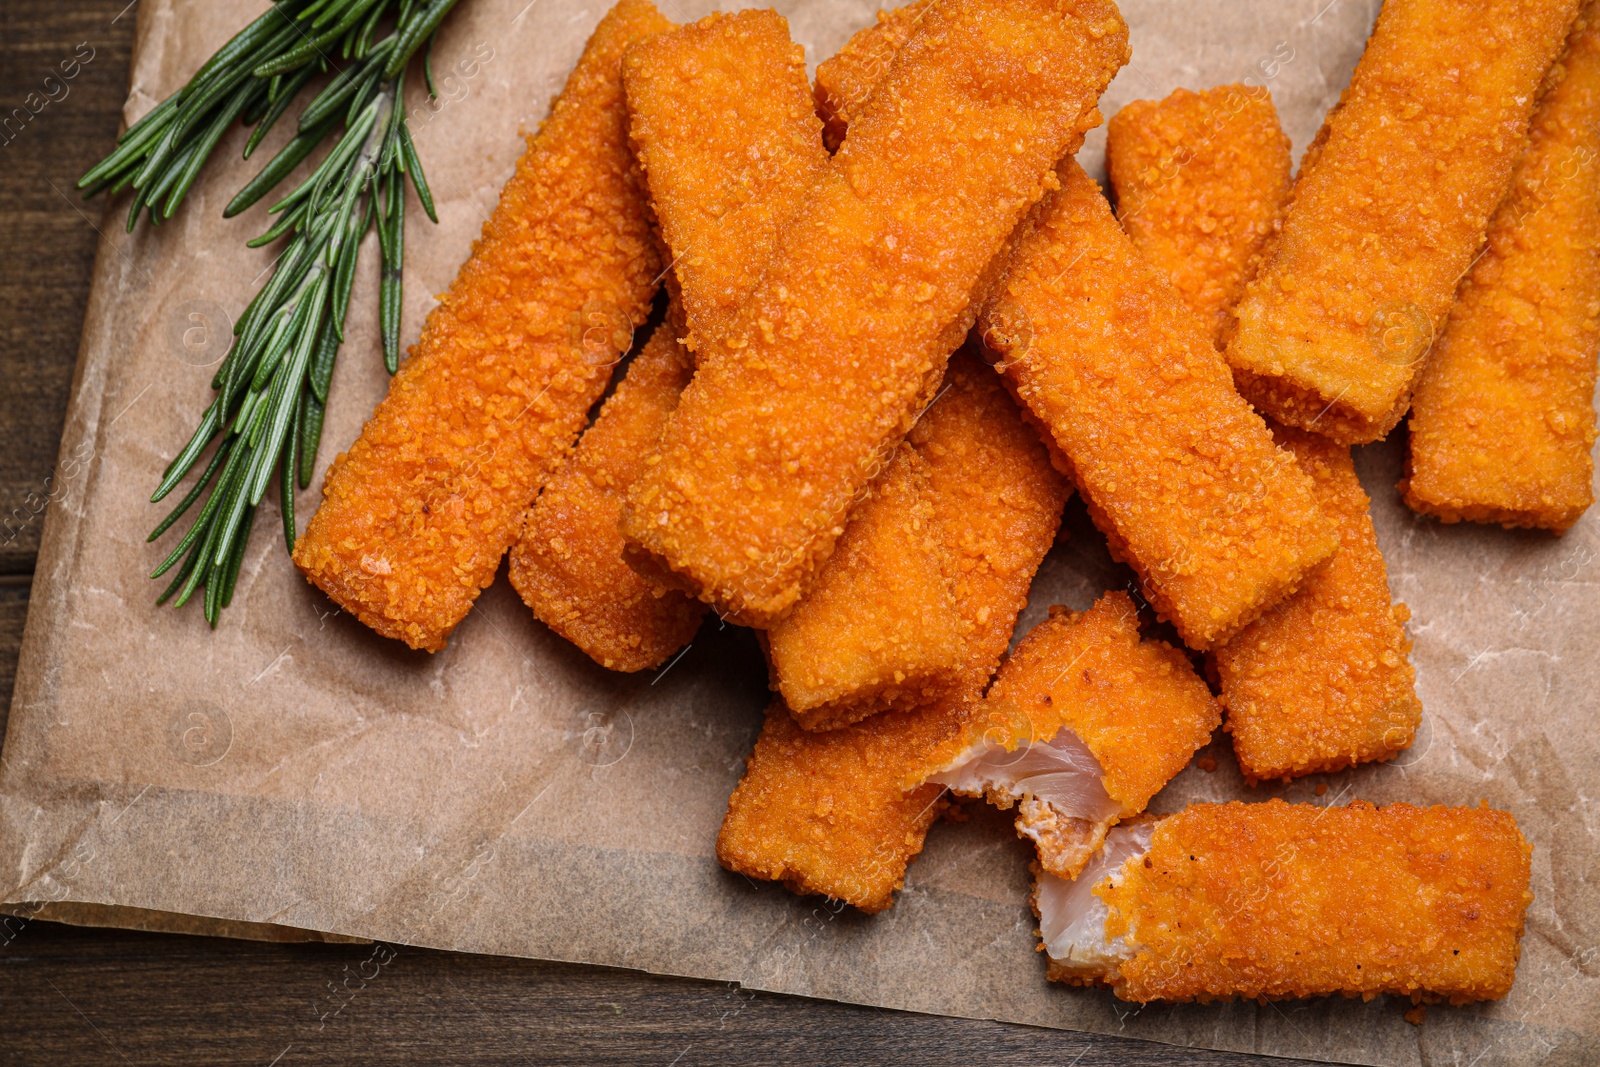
<box><xmin>927</xmin><ymin>590</ymin><xmax>1219</xmax><ymax>879</ymax></box>
<box><xmin>717</xmin><ymin>351</ymin><xmax>1067</xmax><ymax>910</ymax></box>
<box><xmin>1038</xmin><ymin>800</ymin><xmax>1533</xmax><ymax>1005</ymax></box>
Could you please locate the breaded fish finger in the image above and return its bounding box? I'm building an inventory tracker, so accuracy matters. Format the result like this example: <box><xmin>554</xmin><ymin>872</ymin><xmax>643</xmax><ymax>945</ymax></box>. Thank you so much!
<box><xmin>1217</xmin><ymin>426</ymin><xmax>1421</xmax><ymax>781</ymax></box>
<box><xmin>813</xmin><ymin>0</ymin><xmax>934</xmax><ymax>152</ymax></box>
<box><xmin>622</xmin><ymin>0</ymin><xmax>1129</xmax><ymax>627</ymax></box>
<box><xmin>927</xmin><ymin>591</ymin><xmax>1220</xmax><ymax>879</ymax></box>
<box><xmin>767</xmin><ymin>443</ymin><xmax>965</xmax><ymax>731</ymax></box>
<box><xmin>292</xmin><ymin>0</ymin><xmax>671</xmax><ymax>651</ymax></box>
<box><xmin>718</xmin><ymin>355</ymin><xmax>1067</xmax><ymax>910</ymax></box>
<box><xmin>1225</xmin><ymin>0</ymin><xmax>1581</xmax><ymax>445</ymax></box>
<box><xmin>1039</xmin><ymin>800</ymin><xmax>1533</xmax><ymax>1004</ymax></box>
<box><xmin>622</xmin><ymin>10</ymin><xmax>829</xmax><ymax>363</ymax></box>
<box><xmin>627</xmin><ymin>8</ymin><xmax>962</xmax><ymax>707</ymax></box>
<box><xmin>910</xmin><ymin>351</ymin><xmax>1071</xmax><ymax>698</ymax></box>
<box><xmin>980</xmin><ymin>159</ymin><xmax>1336</xmax><ymax>651</ymax></box>
<box><xmin>509</xmin><ymin>312</ymin><xmax>704</xmax><ymax>671</ymax></box>
<box><xmin>1404</xmin><ymin>2</ymin><xmax>1600</xmax><ymax>531</ymax></box>
<box><xmin>626</xmin><ymin>11</ymin><xmax>973</xmax><ymax>716</ymax></box>
<box><xmin>1106</xmin><ymin>84</ymin><xmax>1292</xmax><ymax>347</ymax></box>
<box><xmin>771</xmin><ymin>348</ymin><xmax>1066</xmax><ymax>730</ymax></box>
<box><xmin>718</xmin><ymin>699</ymin><xmax>956</xmax><ymax>914</ymax></box>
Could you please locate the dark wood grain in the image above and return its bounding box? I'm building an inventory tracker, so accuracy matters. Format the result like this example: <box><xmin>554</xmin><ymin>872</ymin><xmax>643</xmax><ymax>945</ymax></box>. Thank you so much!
<box><xmin>2</xmin><ymin>922</ymin><xmax>1302</xmax><ymax>1067</ymax></box>
<box><xmin>0</xmin><ymin>2</ymin><xmax>1334</xmax><ymax>1064</ymax></box>
<box><xmin>0</xmin><ymin>0</ymin><xmax>137</xmax><ymax>575</ymax></box>
<box><xmin>0</xmin><ymin>576</ymin><xmax>27</xmax><ymax>744</ymax></box>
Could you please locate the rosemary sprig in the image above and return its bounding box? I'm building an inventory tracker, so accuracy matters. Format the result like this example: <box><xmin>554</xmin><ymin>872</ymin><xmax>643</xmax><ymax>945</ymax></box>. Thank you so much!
<box><xmin>79</xmin><ymin>0</ymin><xmax>460</xmax><ymax>625</ymax></box>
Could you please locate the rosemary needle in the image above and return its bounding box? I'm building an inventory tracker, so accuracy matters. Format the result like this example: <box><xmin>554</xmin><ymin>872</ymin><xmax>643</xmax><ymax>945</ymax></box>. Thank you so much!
<box><xmin>79</xmin><ymin>0</ymin><xmax>463</xmax><ymax>626</ymax></box>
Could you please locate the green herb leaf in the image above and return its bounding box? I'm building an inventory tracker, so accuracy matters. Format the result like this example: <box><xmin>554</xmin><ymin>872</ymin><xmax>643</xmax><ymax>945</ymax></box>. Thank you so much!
<box><xmin>80</xmin><ymin>0</ymin><xmax>460</xmax><ymax>624</ymax></box>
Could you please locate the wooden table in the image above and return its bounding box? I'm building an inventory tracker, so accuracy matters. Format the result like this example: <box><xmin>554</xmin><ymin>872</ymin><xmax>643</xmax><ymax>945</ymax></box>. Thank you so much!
<box><xmin>0</xmin><ymin>3</ymin><xmax>1332</xmax><ymax>1062</ymax></box>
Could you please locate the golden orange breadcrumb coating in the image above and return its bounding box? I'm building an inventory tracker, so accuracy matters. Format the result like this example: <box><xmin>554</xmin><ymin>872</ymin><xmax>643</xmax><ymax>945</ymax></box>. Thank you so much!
<box><xmin>718</xmin><ymin>351</ymin><xmax>1066</xmax><ymax>910</ymax></box>
<box><xmin>508</xmin><ymin>10</ymin><xmax>824</xmax><ymax>670</ymax></box>
<box><xmin>620</xmin><ymin>0</ymin><xmax>1128</xmax><ymax>628</ymax></box>
<box><xmin>1217</xmin><ymin>426</ymin><xmax>1421</xmax><ymax>781</ymax></box>
<box><xmin>628</xmin><ymin>9</ymin><xmax>967</xmax><ymax>719</ymax></box>
<box><xmin>1225</xmin><ymin>0</ymin><xmax>1581</xmax><ymax>445</ymax></box>
<box><xmin>508</xmin><ymin>314</ymin><xmax>704</xmax><ymax>671</ymax></box>
<box><xmin>968</xmin><ymin>591</ymin><xmax>1220</xmax><ymax>816</ymax></box>
<box><xmin>1404</xmin><ymin>2</ymin><xmax>1600</xmax><ymax>531</ymax></box>
<box><xmin>946</xmin><ymin>590</ymin><xmax>1219</xmax><ymax>876</ymax></box>
<box><xmin>717</xmin><ymin>699</ymin><xmax>956</xmax><ymax>913</ymax></box>
<box><xmin>1106</xmin><ymin>84</ymin><xmax>1292</xmax><ymax>346</ymax></box>
<box><xmin>910</xmin><ymin>349</ymin><xmax>1070</xmax><ymax>693</ymax></box>
<box><xmin>622</xmin><ymin>10</ymin><xmax>829</xmax><ymax>364</ymax></box>
<box><xmin>980</xmin><ymin>159</ymin><xmax>1336</xmax><ymax>651</ymax></box>
<box><xmin>769</xmin><ymin>349</ymin><xmax>1071</xmax><ymax>730</ymax></box>
<box><xmin>1089</xmin><ymin>800</ymin><xmax>1534</xmax><ymax>1004</ymax></box>
<box><xmin>292</xmin><ymin>0</ymin><xmax>671</xmax><ymax>651</ymax></box>
<box><xmin>813</xmin><ymin>0</ymin><xmax>933</xmax><ymax>152</ymax></box>
<box><xmin>768</xmin><ymin>444</ymin><xmax>965</xmax><ymax>731</ymax></box>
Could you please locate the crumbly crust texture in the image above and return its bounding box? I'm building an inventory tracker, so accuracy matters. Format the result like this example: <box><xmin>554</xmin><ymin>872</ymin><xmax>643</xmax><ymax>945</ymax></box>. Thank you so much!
<box><xmin>509</xmin><ymin>315</ymin><xmax>704</xmax><ymax>671</ymax></box>
<box><xmin>293</xmin><ymin>0</ymin><xmax>671</xmax><ymax>651</ymax></box>
<box><xmin>717</xmin><ymin>351</ymin><xmax>1065</xmax><ymax>910</ymax></box>
<box><xmin>623</xmin><ymin>10</ymin><xmax>829</xmax><ymax>364</ymax></box>
<box><xmin>1107</xmin><ymin>84</ymin><xmax>1292</xmax><ymax>347</ymax></box>
<box><xmin>813</xmin><ymin>0</ymin><xmax>934</xmax><ymax>151</ymax></box>
<box><xmin>958</xmin><ymin>591</ymin><xmax>1221</xmax><ymax>818</ymax></box>
<box><xmin>1224</xmin><ymin>0</ymin><xmax>1581</xmax><ymax>443</ymax></box>
<box><xmin>1217</xmin><ymin>426</ymin><xmax>1421</xmax><ymax>781</ymax></box>
<box><xmin>769</xmin><ymin>445</ymin><xmax>965</xmax><ymax>729</ymax></box>
<box><xmin>982</xmin><ymin>159</ymin><xmax>1337</xmax><ymax>650</ymax></box>
<box><xmin>1095</xmin><ymin>800</ymin><xmax>1534</xmax><ymax>1004</ymax></box>
<box><xmin>621</xmin><ymin>0</ymin><xmax>1129</xmax><ymax>626</ymax></box>
<box><xmin>1404</xmin><ymin>2</ymin><xmax>1600</xmax><ymax>531</ymax></box>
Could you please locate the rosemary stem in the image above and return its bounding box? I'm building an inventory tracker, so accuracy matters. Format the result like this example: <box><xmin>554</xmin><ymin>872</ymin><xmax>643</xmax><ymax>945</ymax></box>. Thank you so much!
<box><xmin>82</xmin><ymin>0</ymin><xmax>456</xmax><ymax>623</ymax></box>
